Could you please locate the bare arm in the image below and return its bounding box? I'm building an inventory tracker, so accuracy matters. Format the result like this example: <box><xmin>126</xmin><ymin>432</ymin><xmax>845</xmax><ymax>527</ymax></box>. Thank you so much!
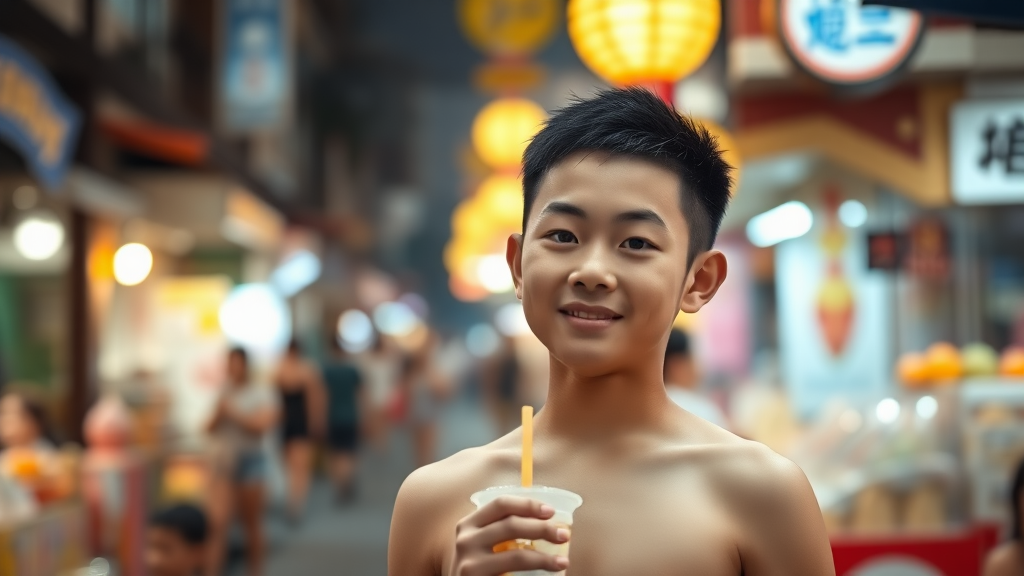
<box><xmin>389</xmin><ymin>467</ymin><xmax>445</xmax><ymax>576</ymax></box>
<box><xmin>983</xmin><ymin>544</ymin><xmax>1022</xmax><ymax>576</ymax></box>
<box><xmin>732</xmin><ymin>448</ymin><xmax>835</xmax><ymax>576</ymax></box>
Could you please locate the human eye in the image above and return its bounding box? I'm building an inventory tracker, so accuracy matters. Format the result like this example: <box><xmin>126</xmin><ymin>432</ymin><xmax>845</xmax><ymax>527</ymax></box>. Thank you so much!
<box><xmin>621</xmin><ymin>237</ymin><xmax>655</xmax><ymax>250</ymax></box>
<box><xmin>546</xmin><ymin>230</ymin><xmax>578</xmax><ymax>244</ymax></box>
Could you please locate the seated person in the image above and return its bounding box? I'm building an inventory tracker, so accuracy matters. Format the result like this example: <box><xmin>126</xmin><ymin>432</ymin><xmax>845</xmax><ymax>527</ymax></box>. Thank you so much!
<box><xmin>388</xmin><ymin>88</ymin><xmax>833</xmax><ymax>575</ymax></box>
<box><xmin>146</xmin><ymin>503</ymin><xmax>207</xmax><ymax>576</ymax></box>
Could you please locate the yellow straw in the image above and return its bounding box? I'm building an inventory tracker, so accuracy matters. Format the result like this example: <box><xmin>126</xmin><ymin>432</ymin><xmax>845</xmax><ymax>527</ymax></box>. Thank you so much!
<box><xmin>521</xmin><ymin>405</ymin><xmax>533</xmax><ymax>487</ymax></box>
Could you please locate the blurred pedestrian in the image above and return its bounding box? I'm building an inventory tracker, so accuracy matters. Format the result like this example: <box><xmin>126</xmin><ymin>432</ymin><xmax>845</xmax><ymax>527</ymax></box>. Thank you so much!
<box><xmin>322</xmin><ymin>337</ymin><xmax>365</xmax><ymax>504</ymax></box>
<box><xmin>146</xmin><ymin>503</ymin><xmax>207</xmax><ymax>576</ymax></box>
<box><xmin>358</xmin><ymin>336</ymin><xmax>399</xmax><ymax>451</ymax></box>
<box><xmin>404</xmin><ymin>332</ymin><xmax>452</xmax><ymax>469</ymax></box>
<box><xmin>983</xmin><ymin>457</ymin><xmax>1024</xmax><ymax>576</ymax></box>
<box><xmin>272</xmin><ymin>340</ymin><xmax>326</xmax><ymax>523</ymax></box>
<box><xmin>206</xmin><ymin>348</ymin><xmax>278</xmax><ymax>576</ymax></box>
<box><xmin>663</xmin><ymin>329</ymin><xmax>728</xmax><ymax>429</ymax></box>
<box><xmin>484</xmin><ymin>335</ymin><xmax>521</xmax><ymax>436</ymax></box>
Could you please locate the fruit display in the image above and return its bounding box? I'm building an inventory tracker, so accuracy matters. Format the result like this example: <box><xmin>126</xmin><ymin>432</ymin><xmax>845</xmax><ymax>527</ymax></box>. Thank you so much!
<box><xmin>897</xmin><ymin>342</ymin><xmax>1024</xmax><ymax>387</ymax></box>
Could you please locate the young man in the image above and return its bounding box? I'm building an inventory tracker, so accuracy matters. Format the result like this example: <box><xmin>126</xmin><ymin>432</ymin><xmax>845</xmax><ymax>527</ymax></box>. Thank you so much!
<box><xmin>388</xmin><ymin>88</ymin><xmax>833</xmax><ymax>575</ymax></box>
<box><xmin>664</xmin><ymin>328</ymin><xmax>729</xmax><ymax>429</ymax></box>
<box><xmin>146</xmin><ymin>503</ymin><xmax>207</xmax><ymax>576</ymax></box>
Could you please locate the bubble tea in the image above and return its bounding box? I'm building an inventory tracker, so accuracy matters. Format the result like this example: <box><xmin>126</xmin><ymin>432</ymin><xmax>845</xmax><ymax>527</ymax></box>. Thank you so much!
<box><xmin>470</xmin><ymin>485</ymin><xmax>583</xmax><ymax>576</ymax></box>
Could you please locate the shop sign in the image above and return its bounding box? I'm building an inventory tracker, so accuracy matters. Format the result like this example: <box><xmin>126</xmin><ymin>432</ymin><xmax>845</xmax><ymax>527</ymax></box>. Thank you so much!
<box><xmin>778</xmin><ymin>0</ymin><xmax>925</xmax><ymax>87</ymax></box>
<box><xmin>218</xmin><ymin>0</ymin><xmax>290</xmax><ymax>133</ymax></box>
<box><xmin>950</xmin><ymin>99</ymin><xmax>1024</xmax><ymax>205</ymax></box>
<box><xmin>0</xmin><ymin>35</ymin><xmax>81</xmax><ymax>190</ymax></box>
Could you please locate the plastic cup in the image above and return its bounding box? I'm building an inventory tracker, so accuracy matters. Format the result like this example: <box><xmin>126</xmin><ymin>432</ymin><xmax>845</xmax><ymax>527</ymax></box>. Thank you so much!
<box><xmin>470</xmin><ymin>485</ymin><xmax>583</xmax><ymax>576</ymax></box>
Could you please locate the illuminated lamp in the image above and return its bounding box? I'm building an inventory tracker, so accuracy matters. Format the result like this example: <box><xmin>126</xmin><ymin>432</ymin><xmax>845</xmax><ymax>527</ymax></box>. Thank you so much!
<box><xmin>474</xmin><ymin>174</ymin><xmax>525</xmax><ymax>228</ymax></box>
<box><xmin>13</xmin><ymin>212</ymin><xmax>64</xmax><ymax>261</ymax></box>
<box><xmin>567</xmin><ymin>0</ymin><xmax>721</xmax><ymax>102</ymax></box>
<box><xmin>472</xmin><ymin>98</ymin><xmax>546</xmax><ymax>169</ymax></box>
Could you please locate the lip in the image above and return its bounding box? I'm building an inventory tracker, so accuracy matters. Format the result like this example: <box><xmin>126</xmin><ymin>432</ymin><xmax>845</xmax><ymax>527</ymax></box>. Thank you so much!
<box><xmin>558</xmin><ymin>302</ymin><xmax>623</xmax><ymax>331</ymax></box>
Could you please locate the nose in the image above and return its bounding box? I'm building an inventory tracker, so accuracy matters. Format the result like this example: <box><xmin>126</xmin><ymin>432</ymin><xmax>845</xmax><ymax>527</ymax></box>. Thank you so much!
<box><xmin>567</xmin><ymin>246</ymin><xmax>617</xmax><ymax>292</ymax></box>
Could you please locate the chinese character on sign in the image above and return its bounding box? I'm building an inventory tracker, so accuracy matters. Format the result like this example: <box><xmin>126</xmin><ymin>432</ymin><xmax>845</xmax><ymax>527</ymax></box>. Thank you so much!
<box><xmin>979</xmin><ymin>118</ymin><xmax>1024</xmax><ymax>175</ymax></box>
<box><xmin>807</xmin><ymin>0</ymin><xmax>848</xmax><ymax>51</ymax></box>
<box><xmin>806</xmin><ymin>1</ymin><xmax>898</xmax><ymax>53</ymax></box>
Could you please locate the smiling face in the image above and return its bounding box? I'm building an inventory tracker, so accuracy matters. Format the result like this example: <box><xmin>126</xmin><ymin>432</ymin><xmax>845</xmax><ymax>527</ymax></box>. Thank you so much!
<box><xmin>508</xmin><ymin>152</ymin><xmax>725</xmax><ymax>377</ymax></box>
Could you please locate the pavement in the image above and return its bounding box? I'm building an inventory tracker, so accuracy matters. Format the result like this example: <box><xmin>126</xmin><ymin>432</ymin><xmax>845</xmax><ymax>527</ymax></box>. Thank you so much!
<box><xmin>226</xmin><ymin>396</ymin><xmax>497</xmax><ymax>576</ymax></box>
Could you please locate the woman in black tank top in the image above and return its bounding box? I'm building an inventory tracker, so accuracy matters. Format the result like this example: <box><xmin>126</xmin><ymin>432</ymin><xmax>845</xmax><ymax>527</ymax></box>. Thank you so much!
<box><xmin>273</xmin><ymin>340</ymin><xmax>326</xmax><ymax>524</ymax></box>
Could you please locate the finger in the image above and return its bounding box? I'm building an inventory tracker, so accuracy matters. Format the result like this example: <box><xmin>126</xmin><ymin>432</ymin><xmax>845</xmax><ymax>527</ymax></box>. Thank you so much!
<box><xmin>463</xmin><ymin>549</ymin><xmax>569</xmax><ymax>576</ymax></box>
<box><xmin>468</xmin><ymin>496</ymin><xmax>554</xmax><ymax>528</ymax></box>
<box><xmin>471</xmin><ymin>516</ymin><xmax>568</xmax><ymax>551</ymax></box>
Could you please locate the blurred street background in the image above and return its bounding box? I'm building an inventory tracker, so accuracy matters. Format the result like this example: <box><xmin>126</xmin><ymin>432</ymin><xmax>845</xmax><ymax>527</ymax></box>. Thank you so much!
<box><xmin>1</xmin><ymin>0</ymin><xmax>1024</xmax><ymax>575</ymax></box>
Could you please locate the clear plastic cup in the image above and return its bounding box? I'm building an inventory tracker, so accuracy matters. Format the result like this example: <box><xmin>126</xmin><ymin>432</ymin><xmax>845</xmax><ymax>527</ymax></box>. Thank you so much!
<box><xmin>470</xmin><ymin>485</ymin><xmax>583</xmax><ymax>576</ymax></box>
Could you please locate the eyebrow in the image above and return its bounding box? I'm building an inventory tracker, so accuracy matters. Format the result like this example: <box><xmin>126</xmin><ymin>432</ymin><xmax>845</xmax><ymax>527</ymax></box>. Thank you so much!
<box><xmin>614</xmin><ymin>208</ymin><xmax>667</xmax><ymax>228</ymax></box>
<box><xmin>538</xmin><ymin>202</ymin><xmax>668</xmax><ymax>229</ymax></box>
<box><xmin>539</xmin><ymin>201</ymin><xmax>587</xmax><ymax>219</ymax></box>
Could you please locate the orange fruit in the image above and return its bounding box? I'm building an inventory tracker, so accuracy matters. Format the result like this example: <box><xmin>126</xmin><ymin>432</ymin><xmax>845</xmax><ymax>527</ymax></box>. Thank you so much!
<box><xmin>1001</xmin><ymin>347</ymin><xmax>1024</xmax><ymax>377</ymax></box>
<box><xmin>897</xmin><ymin>353</ymin><xmax>930</xmax><ymax>387</ymax></box>
<box><xmin>926</xmin><ymin>342</ymin><xmax>963</xmax><ymax>382</ymax></box>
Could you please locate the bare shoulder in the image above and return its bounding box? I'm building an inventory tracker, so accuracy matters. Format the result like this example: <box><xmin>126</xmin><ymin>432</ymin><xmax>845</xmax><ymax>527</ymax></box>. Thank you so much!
<box><xmin>390</xmin><ymin>441</ymin><xmax>518</xmax><ymax>576</ymax></box>
<box><xmin>984</xmin><ymin>542</ymin><xmax>1024</xmax><ymax>576</ymax></box>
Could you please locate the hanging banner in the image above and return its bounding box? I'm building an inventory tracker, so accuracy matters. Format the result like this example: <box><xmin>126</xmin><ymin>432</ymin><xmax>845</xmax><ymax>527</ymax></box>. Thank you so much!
<box><xmin>0</xmin><ymin>35</ymin><xmax>81</xmax><ymax>190</ymax></box>
<box><xmin>778</xmin><ymin>0</ymin><xmax>924</xmax><ymax>89</ymax></box>
<box><xmin>218</xmin><ymin>0</ymin><xmax>291</xmax><ymax>133</ymax></box>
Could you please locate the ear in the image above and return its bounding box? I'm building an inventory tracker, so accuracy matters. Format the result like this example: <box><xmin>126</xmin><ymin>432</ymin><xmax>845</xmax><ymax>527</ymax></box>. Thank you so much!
<box><xmin>679</xmin><ymin>250</ymin><xmax>727</xmax><ymax>314</ymax></box>
<box><xmin>506</xmin><ymin>233</ymin><xmax>524</xmax><ymax>300</ymax></box>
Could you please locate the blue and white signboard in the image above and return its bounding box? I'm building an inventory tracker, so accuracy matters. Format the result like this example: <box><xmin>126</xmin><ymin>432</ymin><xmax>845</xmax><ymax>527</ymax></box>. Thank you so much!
<box><xmin>219</xmin><ymin>0</ymin><xmax>290</xmax><ymax>132</ymax></box>
<box><xmin>779</xmin><ymin>0</ymin><xmax>924</xmax><ymax>87</ymax></box>
<box><xmin>0</xmin><ymin>35</ymin><xmax>81</xmax><ymax>190</ymax></box>
<box><xmin>951</xmin><ymin>100</ymin><xmax>1024</xmax><ymax>205</ymax></box>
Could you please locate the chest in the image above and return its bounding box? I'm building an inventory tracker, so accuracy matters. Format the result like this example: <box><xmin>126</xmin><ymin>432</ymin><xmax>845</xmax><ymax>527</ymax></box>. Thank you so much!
<box><xmin>440</xmin><ymin>474</ymin><xmax>742</xmax><ymax>576</ymax></box>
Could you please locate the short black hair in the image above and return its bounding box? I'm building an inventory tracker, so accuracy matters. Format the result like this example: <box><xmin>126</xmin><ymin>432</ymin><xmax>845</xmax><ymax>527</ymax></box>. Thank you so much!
<box><xmin>150</xmin><ymin>503</ymin><xmax>207</xmax><ymax>545</ymax></box>
<box><xmin>228</xmin><ymin>346</ymin><xmax>248</xmax><ymax>365</ymax></box>
<box><xmin>522</xmin><ymin>88</ymin><xmax>733</xmax><ymax>264</ymax></box>
<box><xmin>665</xmin><ymin>329</ymin><xmax>692</xmax><ymax>360</ymax></box>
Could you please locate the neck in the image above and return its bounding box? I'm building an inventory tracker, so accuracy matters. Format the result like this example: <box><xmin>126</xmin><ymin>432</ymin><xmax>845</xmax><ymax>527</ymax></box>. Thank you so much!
<box><xmin>535</xmin><ymin>353</ymin><xmax>675</xmax><ymax>442</ymax></box>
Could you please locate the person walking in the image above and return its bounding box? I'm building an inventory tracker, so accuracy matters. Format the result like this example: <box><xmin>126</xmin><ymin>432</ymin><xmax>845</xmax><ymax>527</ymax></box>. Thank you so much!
<box><xmin>272</xmin><ymin>340</ymin><xmax>327</xmax><ymax>524</ymax></box>
<box><xmin>403</xmin><ymin>332</ymin><xmax>452</xmax><ymax>469</ymax></box>
<box><xmin>321</xmin><ymin>337</ymin><xmax>365</xmax><ymax>504</ymax></box>
<box><xmin>206</xmin><ymin>348</ymin><xmax>278</xmax><ymax>576</ymax></box>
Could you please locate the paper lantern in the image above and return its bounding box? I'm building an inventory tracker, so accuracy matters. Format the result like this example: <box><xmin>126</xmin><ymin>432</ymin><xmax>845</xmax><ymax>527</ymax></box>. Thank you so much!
<box><xmin>472</xmin><ymin>98</ymin><xmax>546</xmax><ymax>169</ymax></box>
<box><xmin>568</xmin><ymin>0</ymin><xmax>721</xmax><ymax>86</ymax></box>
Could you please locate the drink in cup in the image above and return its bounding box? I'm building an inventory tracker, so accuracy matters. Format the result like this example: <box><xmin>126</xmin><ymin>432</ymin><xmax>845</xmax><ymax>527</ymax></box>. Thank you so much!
<box><xmin>470</xmin><ymin>485</ymin><xmax>583</xmax><ymax>576</ymax></box>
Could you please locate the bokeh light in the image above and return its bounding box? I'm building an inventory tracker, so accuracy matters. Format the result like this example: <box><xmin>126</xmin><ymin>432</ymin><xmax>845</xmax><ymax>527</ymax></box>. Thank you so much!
<box><xmin>471</xmin><ymin>98</ymin><xmax>546</xmax><ymax>169</ymax></box>
<box><xmin>373</xmin><ymin>301</ymin><xmax>420</xmax><ymax>337</ymax></box>
<box><xmin>496</xmin><ymin>302</ymin><xmax>532</xmax><ymax>337</ymax></box>
<box><xmin>113</xmin><ymin>243</ymin><xmax>154</xmax><ymax>286</ymax></box>
<box><xmin>337</xmin><ymin>310</ymin><xmax>374</xmax><ymax>353</ymax></box>
<box><xmin>13</xmin><ymin>213</ymin><xmax>65</xmax><ymax>261</ymax></box>
<box><xmin>466</xmin><ymin>323</ymin><xmax>501</xmax><ymax>357</ymax></box>
<box><xmin>219</xmin><ymin>283</ymin><xmax>292</xmax><ymax>355</ymax></box>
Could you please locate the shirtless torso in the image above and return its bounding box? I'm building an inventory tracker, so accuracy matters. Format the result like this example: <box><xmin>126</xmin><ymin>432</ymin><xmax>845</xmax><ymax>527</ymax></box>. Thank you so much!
<box><xmin>389</xmin><ymin>405</ymin><xmax>835</xmax><ymax>576</ymax></box>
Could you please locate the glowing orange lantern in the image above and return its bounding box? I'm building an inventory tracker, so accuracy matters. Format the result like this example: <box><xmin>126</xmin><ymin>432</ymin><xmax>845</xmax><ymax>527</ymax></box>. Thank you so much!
<box><xmin>567</xmin><ymin>0</ymin><xmax>721</xmax><ymax>100</ymax></box>
<box><xmin>472</xmin><ymin>98</ymin><xmax>547</xmax><ymax>169</ymax></box>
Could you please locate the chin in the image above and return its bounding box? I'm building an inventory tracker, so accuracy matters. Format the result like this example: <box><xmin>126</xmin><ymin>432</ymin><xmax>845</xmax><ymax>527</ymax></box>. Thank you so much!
<box><xmin>548</xmin><ymin>345</ymin><xmax>623</xmax><ymax>377</ymax></box>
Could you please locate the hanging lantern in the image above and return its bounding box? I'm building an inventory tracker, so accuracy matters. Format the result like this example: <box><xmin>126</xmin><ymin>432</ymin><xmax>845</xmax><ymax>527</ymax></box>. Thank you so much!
<box><xmin>471</xmin><ymin>98</ymin><xmax>547</xmax><ymax>170</ymax></box>
<box><xmin>567</xmin><ymin>0</ymin><xmax>721</xmax><ymax>95</ymax></box>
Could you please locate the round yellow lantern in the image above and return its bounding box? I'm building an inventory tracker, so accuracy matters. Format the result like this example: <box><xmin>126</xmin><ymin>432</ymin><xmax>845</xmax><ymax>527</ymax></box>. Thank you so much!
<box><xmin>472</xmin><ymin>98</ymin><xmax>547</xmax><ymax>170</ymax></box>
<box><xmin>567</xmin><ymin>0</ymin><xmax>721</xmax><ymax>86</ymax></box>
<box><xmin>458</xmin><ymin>0</ymin><xmax>561</xmax><ymax>57</ymax></box>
